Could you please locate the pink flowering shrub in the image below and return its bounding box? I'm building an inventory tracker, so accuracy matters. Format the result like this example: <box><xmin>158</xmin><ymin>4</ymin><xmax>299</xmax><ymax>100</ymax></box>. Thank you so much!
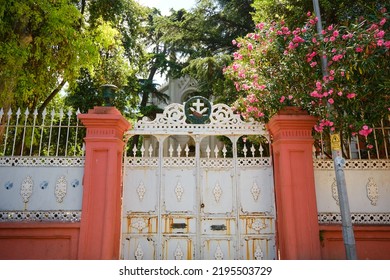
<box><xmin>224</xmin><ymin>9</ymin><xmax>389</xmax><ymax>141</ymax></box>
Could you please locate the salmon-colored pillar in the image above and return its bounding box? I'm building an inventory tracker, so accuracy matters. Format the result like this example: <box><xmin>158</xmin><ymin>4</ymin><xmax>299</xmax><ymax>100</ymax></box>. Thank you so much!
<box><xmin>77</xmin><ymin>107</ymin><xmax>131</xmax><ymax>259</ymax></box>
<box><xmin>267</xmin><ymin>110</ymin><xmax>321</xmax><ymax>259</ymax></box>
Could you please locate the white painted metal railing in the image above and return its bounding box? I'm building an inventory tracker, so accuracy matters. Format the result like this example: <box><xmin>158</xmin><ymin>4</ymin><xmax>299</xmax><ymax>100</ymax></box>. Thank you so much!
<box><xmin>0</xmin><ymin>107</ymin><xmax>85</xmax><ymax>157</ymax></box>
<box><xmin>313</xmin><ymin>120</ymin><xmax>390</xmax><ymax>160</ymax></box>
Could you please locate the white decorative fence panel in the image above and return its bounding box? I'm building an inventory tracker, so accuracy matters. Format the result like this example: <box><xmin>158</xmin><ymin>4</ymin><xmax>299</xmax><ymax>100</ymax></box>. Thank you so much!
<box><xmin>314</xmin><ymin>159</ymin><xmax>390</xmax><ymax>224</ymax></box>
<box><xmin>0</xmin><ymin>107</ymin><xmax>85</xmax><ymax>222</ymax></box>
<box><xmin>0</xmin><ymin>160</ymin><xmax>84</xmax><ymax>211</ymax></box>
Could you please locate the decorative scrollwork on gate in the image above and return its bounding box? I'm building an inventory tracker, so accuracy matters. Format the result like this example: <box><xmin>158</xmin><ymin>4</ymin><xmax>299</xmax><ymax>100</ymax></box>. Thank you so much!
<box><xmin>127</xmin><ymin>99</ymin><xmax>267</xmax><ymax>137</ymax></box>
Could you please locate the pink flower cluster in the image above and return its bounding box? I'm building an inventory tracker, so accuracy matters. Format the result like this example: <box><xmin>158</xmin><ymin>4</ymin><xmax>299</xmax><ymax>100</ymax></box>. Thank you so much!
<box><xmin>314</xmin><ymin>119</ymin><xmax>334</xmax><ymax>132</ymax></box>
<box><xmin>359</xmin><ymin>125</ymin><xmax>373</xmax><ymax>137</ymax></box>
<box><xmin>224</xmin><ymin>9</ymin><xmax>389</xmax><ymax>135</ymax></box>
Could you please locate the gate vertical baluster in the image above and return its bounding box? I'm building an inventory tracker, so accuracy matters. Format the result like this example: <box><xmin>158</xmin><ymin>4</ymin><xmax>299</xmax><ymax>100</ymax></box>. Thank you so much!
<box><xmin>195</xmin><ymin>135</ymin><xmax>201</xmax><ymax>260</ymax></box>
<box><xmin>348</xmin><ymin>136</ymin><xmax>352</xmax><ymax>159</ymax></box>
<box><xmin>11</xmin><ymin>108</ymin><xmax>21</xmax><ymax>156</ymax></box>
<box><xmin>157</xmin><ymin>136</ymin><xmax>165</xmax><ymax>259</ymax></box>
<box><xmin>356</xmin><ymin>135</ymin><xmax>362</xmax><ymax>159</ymax></box>
<box><xmin>47</xmin><ymin>109</ymin><xmax>55</xmax><ymax>156</ymax></box>
<box><xmin>20</xmin><ymin>108</ymin><xmax>29</xmax><ymax>156</ymax></box>
<box><xmin>380</xmin><ymin>119</ymin><xmax>388</xmax><ymax>159</ymax></box>
<box><xmin>0</xmin><ymin>108</ymin><xmax>3</xmax><ymax>153</ymax></box>
<box><xmin>56</xmin><ymin>108</ymin><xmax>64</xmax><ymax>156</ymax></box>
<box><xmin>73</xmin><ymin>109</ymin><xmax>81</xmax><ymax>156</ymax></box>
<box><xmin>65</xmin><ymin>109</ymin><xmax>72</xmax><ymax>156</ymax></box>
<box><xmin>232</xmin><ymin>136</ymin><xmax>241</xmax><ymax>259</ymax></box>
<box><xmin>3</xmin><ymin>108</ymin><xmax>12</xmax><ymax>155</ymax></box>
<box><xmin>372</xmin><ymin>125</ymin><xmax>380</xmax><ymax>159</ymax></box>
<box><xmin>38</xmin><ymin>109</ymin><xmax>47</xmax><ymax>156</ymax></box>
<box><xmin>29</xmin><ymin>109</ymin><xmax>38</xmax><ymax>156</ymax></box>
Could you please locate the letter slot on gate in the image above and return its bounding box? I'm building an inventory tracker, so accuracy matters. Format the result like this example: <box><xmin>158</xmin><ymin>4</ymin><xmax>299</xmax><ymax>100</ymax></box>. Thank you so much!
<box><xmin>210</xmin><ymin>224</ymin><xmax>227</xmax><ymax>231</ymax></box>
<box><xmin>171</xmin><ymin>223</ymin><xmax>187</xmax><ymax>229</ymax></box>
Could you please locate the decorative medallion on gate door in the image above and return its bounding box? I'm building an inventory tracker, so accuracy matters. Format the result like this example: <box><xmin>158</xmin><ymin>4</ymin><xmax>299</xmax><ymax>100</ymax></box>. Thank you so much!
<box><xmin>137</xmin><ymin>181</ymin><xmax>146</xmax><ymax>201</ymax></box>
<box><xmin>131</xmin><ymin>218</ymin><xmax>147</xmax><ymax>231</ymax></box>
<box><xmin>251</xmin><ymin>181</ymin><xmax>261</xmax><ymax>201</ymax></box>
<box><xmin>134</xmin><ymin>243</ymin><xmax>144</xmax><ymax>260</ymax></box>
<box><xmin>184</xmin><ymin>96</ymin><xmax>212</xmax><ymax>124</ymax></box>
<box><xmin>174</xmin><ymin>243</ymin><xmax>184</xmax><ymax>260</ymax></box>
<box><xmin>214</xmin><ymin>245</ymin><xmax>224</xmax><ymax>260</ymax></box>
<box><xmin>213</xmin><ymin>182</ymin><xmax>223</xmax><ymax>203</ymax></box>
<box><xmin>251</xmin><ymin>219</ymin><xmax>267</xmax><ymax>232</ymax></box>
<box><xmin>175</xmin><ymin>181</ymin><xmax>184</xmax><ymax>201</ymax></box>
<box><xmin>20</xmin><ymin>176</ymin><xmax>34</xmax><ymax>203</ymax></box>
<box><xmin>254</xmin><ymin>245</ymin><xmax>264</xmax><ymax>260</ymax></box>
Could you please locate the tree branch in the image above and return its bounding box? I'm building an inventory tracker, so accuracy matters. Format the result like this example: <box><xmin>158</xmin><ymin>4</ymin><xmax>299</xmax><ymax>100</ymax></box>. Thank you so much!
<box><xmin>38</xmin><ymin>79</ymin><xmax>67</xmax><ymax>116</ymax></box>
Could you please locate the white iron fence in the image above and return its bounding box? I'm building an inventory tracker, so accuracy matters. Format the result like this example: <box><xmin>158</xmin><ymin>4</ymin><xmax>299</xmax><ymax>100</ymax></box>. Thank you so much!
<box><xmin>0</xmin><ymin>107</ymin><xmax>85</xmax><ymax>157</ymax></box>
<box><xmin>313</xmin><ymin>120</ymin><xmax>390</xmax><ymax>160</ymax></box>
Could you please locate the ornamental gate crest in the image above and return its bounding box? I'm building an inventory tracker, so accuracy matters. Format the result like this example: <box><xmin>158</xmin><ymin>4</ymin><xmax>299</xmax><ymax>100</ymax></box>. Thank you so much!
<box><xmin>121</xmin><ymin>97</ymin><xmax>276</xmax><ymax>260</ymax></box>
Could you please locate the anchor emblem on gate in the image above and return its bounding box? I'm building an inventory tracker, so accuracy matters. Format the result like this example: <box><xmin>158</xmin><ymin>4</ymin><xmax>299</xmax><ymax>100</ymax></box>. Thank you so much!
<box><xmin>184</xmin><ymin>96</ymin><xmax>212</xmax><ymax>124</ymax></box>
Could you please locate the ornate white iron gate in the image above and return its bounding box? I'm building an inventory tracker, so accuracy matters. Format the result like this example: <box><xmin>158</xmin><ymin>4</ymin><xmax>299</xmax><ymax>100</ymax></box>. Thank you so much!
<box><xmin>121</xmin><ymin>97</ymin><xmax>275</xmax><ymax>260</ymax></box>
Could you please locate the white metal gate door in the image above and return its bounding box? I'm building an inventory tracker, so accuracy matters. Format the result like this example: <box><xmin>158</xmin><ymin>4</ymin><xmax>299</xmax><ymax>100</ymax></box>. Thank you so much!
<box><xmin>121</xmin><ymin>98</ymin><xmax>276</xmax><ymax>260</ymax></box>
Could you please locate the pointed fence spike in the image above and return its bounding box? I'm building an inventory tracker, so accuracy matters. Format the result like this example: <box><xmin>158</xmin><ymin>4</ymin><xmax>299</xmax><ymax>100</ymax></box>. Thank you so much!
<box><xmin>206</xmin><ymin>145</ymin><xmax>211</xmax><ymax>159</ymax></box>
<box><xmin>169</xmin><ymin>144</ymin><xmax>174</xmax><ymax>158</ymax></box>
<box><xmin>132</xmin><ymin>145</ymin><xmax>138</xmax><ymax>157</ymax></box>
<box><xmin>259</xmin><ymin>145</ymin><xmax>264</xmax><ymax>157</ymax></box>
<box><xmin>214</xmin><ymin>145</ymin><xmax>219</xmax><ymax>158</ymax></box>
<box><xmin>7</xmin><ymin>108</ymin><xmax>12</xmax><ymax>116</ymax></box>
<box><xmin>148</xmin><ymin>144</ymin><xmax>153</xmax><ymax>157</ymax></box>
<box><xmin>24</xmin><ymin>108</ymin><xmax>29</xmax><ymax>116</ymax></box>
<box><xmin>250</xmin><ymin>144</ymin><xmax>256</xmax><ymax>157</ymax></box>
<box><xmin>140</xmin><ymin>144</ymin><xmax>145</xmax><ymax>157</ymax></box>
<box><xmin>222</xmin><ymin>145</ymin><xmax>227</xmax><ymax>158</ymax></box>
<box><xmin>177</xmin><ymin>144</ymin><xmax>182</xmax><ymax>158</ymax></box>
<box><xmin>185</xmin><ymin>144</ymin><xmax>190</xmax><ymax>158</ymax></box>
<box><xmin>242</xmin><ymin>145</ymin><xmax>248</xmax><ymax>158</ymax></box>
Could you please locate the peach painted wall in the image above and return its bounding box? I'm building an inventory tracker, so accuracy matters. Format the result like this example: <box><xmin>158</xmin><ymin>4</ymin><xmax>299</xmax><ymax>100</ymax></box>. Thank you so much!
<box><xmin>320</xmin><ymin>225</ymin><xmax>390</xmax><ymax>260</ymax></box>
<box><xmin>0</xmin><ymin>223</ymin><xmax>80</xmax><ymax>260</ymax></box>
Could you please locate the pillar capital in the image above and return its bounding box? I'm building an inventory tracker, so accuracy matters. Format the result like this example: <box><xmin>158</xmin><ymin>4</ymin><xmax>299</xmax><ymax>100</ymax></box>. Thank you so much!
<box><xmin>267</xmin><ymin>113</ymin><xmax>317</xmax><ymax>142</ymax></box>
